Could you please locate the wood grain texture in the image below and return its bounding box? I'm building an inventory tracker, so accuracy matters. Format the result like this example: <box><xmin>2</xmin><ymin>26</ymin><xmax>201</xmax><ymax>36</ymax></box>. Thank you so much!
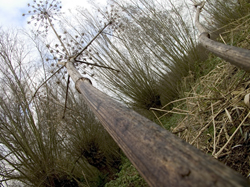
<box><xmin>75</xmin><ymin>78</ymin><xmax>250</xmax><ymax>187</ymax></box>
<box><xmin>199</xmin><ymin>33</ymin><xmax>250</xmax><ymax>72</ymax></box>
<box><xmin>195</xmin><ymin>2</ymin><xmax>250</xmax><ymax>72</ymax></box>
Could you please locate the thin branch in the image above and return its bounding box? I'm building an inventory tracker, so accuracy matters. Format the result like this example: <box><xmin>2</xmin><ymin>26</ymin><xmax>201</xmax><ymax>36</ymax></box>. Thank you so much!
<box><xmin>30</xmin><ymin>66</ymin><xmax>64</xmax><ymax>103</ymax></box>
<box><xmin>46</xmin><ymin>15</ymin><xmax>70</xmax><ymax>56</ymax></box>
<box><xmin>211</xmin><ymin>103</ymin><xmax>216</xmax><ymax>156</ymax></box>
<box><xmin>75</xmin><ymin>60</ymin><xmax>120</xmax><ymax>72</ymax></box>
<box><xmin>45</xmin><ymin>94</ymin><xmax>74</xmax><ymax>112</ymax></box>
<box><xmin>74</xmin><ymin>21</ymin><xmax>112</xmax><ymax>59</ymax></box>
<box><xmin>62</xmin><ymin>75</ymin><xmax>70</xmax><ymax>119</ymax></box>
<box><xmin>102</xmin><ymin>32</ymin><xmax>124</xmax><ymax>40</ymax></box>
<box><xmin>214</xmin><ymin>112</ymin><xmax>250</xmax><ymax>159</ymax></box>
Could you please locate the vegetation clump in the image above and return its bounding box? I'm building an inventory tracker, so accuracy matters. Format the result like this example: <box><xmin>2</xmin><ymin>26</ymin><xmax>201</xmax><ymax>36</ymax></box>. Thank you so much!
<box><xmin>106</xmin><ymin>0</ymin><xmax>250</xmax><ymax>185</ymax></box>
<box><xmin>1</xmin><ymin>0</ymin><xmax>250</xmax><ymax>186</ymax></box>
<box><xmin>152</xmin><ymin>3</ymin><xmax>250</xmax><ymax>178</ymax></box>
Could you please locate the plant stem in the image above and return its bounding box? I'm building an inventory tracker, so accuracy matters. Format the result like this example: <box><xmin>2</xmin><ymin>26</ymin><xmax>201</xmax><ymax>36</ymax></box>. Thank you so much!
<box><xmin>74</xmin><ymin>21</ymin><xmax>112</xmax><ymax>59</ymax></box>
<box><xmin>46</xmin><ymin>14</ymin><xmax>70</xmax><ymax>56</ymax></box>
<box><xmin>75</xmin><ymin>60</ymin><xmax>119</xmax><ymax>72</ymax></box>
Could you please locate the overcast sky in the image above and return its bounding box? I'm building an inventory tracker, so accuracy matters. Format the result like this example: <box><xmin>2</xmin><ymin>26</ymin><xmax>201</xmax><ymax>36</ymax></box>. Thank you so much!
<box><xmin>0</xmin><ymin>0</ymin><xmax>107</xmax><ymax>27</ymax></box>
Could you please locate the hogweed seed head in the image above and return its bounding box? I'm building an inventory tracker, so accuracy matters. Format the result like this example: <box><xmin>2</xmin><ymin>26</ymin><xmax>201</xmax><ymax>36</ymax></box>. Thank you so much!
<box><xmin>22</xmin><ymin>0</ymin><xmax>62</xmax><ymax>33</ymax></box>
<box><xmin>24</xmin><ymin>2</ymin><xmax>115</xmax><ymax>79</ymax></box>
<box><xmin>47</xmin><ymin>31</ymin><xmax>89</xmax><ymax>63</ymax></box>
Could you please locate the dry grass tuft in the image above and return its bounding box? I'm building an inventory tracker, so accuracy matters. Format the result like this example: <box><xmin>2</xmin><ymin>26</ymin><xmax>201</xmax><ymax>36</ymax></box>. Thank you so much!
<box><xmin>151</xmin><ymin>16</ymin><xmax>250</xmax><ymax>178</ymax></box>
<box><xmin>153</xmin><ymin>61</ymin><xmax>250</xmax><ymax>177</ymax></box>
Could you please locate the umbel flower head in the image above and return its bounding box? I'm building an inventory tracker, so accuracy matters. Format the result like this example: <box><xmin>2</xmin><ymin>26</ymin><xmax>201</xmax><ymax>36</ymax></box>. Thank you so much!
<box><xmin>23</xmin><ymin>0</ymin><xmax>62</xmax><ymax>33</ymax></box>
<box><xmin>45</xmin><ymin>31</ymin><xmax>99</xmax><ymax>77</ymax></box>
<box><xmin>46</xmin><ymin>31</ymin><xmax>87</xmax><ymax>61</ymax></box>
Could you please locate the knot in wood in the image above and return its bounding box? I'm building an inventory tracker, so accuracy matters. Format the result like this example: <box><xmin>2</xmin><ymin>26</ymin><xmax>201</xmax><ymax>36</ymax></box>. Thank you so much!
<box><xmin>200</xmin><ymin>32</ymin><xmax>211</xmax><ymax>39</ymax></box>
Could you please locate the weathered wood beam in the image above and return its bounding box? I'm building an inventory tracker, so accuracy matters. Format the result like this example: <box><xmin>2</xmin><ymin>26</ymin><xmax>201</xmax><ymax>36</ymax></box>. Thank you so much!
<box><xmin>195</xmin><ymin>1</ymin><xmax>250</xmax><ymax>72</ymax></box>
<box><xmin>65</xmin><ymin>60</ymin><xmax>250</xmax><ymax>187</ymax></box>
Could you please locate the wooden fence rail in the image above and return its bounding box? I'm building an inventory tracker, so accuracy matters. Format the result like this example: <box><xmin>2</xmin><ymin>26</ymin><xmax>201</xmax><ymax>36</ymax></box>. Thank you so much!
<box><xmin>27</xmin><ymin>0</ymin><xmax>250</xmax><ymax>185</ymax></box>
<box><xmin>59</xmin><ymin>2</ymin><xmax>250</xmax><ymax>186</ymax></box>
<box><xmin>195</xmin><ymin>2</ymin><xmax>250</xmax><ymax>72</ymax></box>
<box><xmin>64</xmin><ymin>60</ymin><xmax>250</xmax><ymax>187</ymax></box>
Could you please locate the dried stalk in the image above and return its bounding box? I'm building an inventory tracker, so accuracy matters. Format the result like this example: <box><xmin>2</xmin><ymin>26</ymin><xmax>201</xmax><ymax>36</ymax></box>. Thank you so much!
<box><xmin>75</xmin><ymin>60</ymin><xmax>119</xmax><ymax>72</ymax></box>
<box><xmin>62</xmin><ymin>75</ymin><xmax>70</xmax><ymax>119</ymax></box>
<box><xmin>30</xmin><ymin>66</ymin><xmax>64</xmax><ymax>103</ymax></box>
<box><xmin>214</xmin><ymin>111</ymin><xmax>250</xmax><ymax>159</ymax></box>
<box><xmin>211</xmin><ymin>103</ymin><xmax>216</xmax><ymax>156</ymax></box>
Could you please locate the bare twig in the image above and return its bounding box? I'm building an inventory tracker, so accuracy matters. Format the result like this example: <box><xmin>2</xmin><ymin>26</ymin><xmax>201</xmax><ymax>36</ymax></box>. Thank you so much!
<box><xmin>74</xmin><ymin>21</ymin><xmax>112</xmax><ymax>59</ymax></box>
<box><xmin>214</xmin><ymin>111</ymin><xmax>250</xmax><ymax>159</ymax></box>
<box><xmin>102</xmin><ymin>32</ymin><xmax>124</xmax><ymax>40</ymax></box>
<box><xmin>47</xmin><ymin>15</ymin><xmax>70</xmax><ymax>56</ymax></box>
<box><xmin>82</xmin><ymin>171</ymin><xmax>90</xmax><ymax>187</ymax></box>
<box><xmin>151</xmin><ymin>110</ymin><xmax>165</xmax><ymax>129</ymax></box>
<box><xmin>211</xmin><ymin>103</ymin><xmax>216</xmax><ymax>156</ymax></box>
<box><xmin>150</xmin><ymin>107</ymin><xmax>194</xmax><ymax>116</ymax></box>
<box><xmin>75</xmin><ymin>60</ymin><xmax>120</xmax><ymax>72</ymax></box>
<box><xmin>190</xmin><ymin>108</ymin><xmax>223</xmax><ymax>145</ymax></box>
<box><xmin>30</xmin><ymin>66</ymin><xmax>64</xmax><ymax>103</ymax></box>
<box><xmin>62</xmin><ymin>75</ymin><xmax>70</xmax><ymax>119</ymax></box>
<box><xmin>219</xmin><ymin>34</ymin><xmax>227</xmax><ymax>45</ymax></box>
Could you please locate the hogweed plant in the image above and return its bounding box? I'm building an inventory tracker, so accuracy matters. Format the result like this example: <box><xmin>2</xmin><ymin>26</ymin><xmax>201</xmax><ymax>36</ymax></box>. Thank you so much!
<box><xmin>23</xmin><ymin>0</ymin><xmax>120</xmax><ymax>117</ymax></box>
<box><xmin>22</xmin><ymin>0</ymin><xmax>62</xmax><ymax>34</ymax></box>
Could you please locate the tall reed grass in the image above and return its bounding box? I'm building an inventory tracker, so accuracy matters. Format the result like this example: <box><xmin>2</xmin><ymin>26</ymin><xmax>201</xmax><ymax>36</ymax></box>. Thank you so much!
<box><xmin>0</xmin><ymin>28</ymin><xmax>121</xmax><ymax>186</ymax></box>
<box><xmin>197</xmin><ymin>0</ymin><xmax>250</xmax><ymax>37</ymax></box>
<box><xmin>64</xmin><ymin>0</ymin><xmax>207</xmax><ymax>115</ymax></box>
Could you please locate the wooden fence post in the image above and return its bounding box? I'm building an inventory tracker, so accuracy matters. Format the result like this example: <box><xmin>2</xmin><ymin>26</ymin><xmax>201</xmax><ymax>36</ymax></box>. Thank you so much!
<box><xmin>65</xmin><ymin>60</ymin><xmax>250</xmax><ymax>187</ymax></box>
<box><xmin>195</xmin><ymin>1</ymin><xmax>250</xmax><ymax>72</ymax></box>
